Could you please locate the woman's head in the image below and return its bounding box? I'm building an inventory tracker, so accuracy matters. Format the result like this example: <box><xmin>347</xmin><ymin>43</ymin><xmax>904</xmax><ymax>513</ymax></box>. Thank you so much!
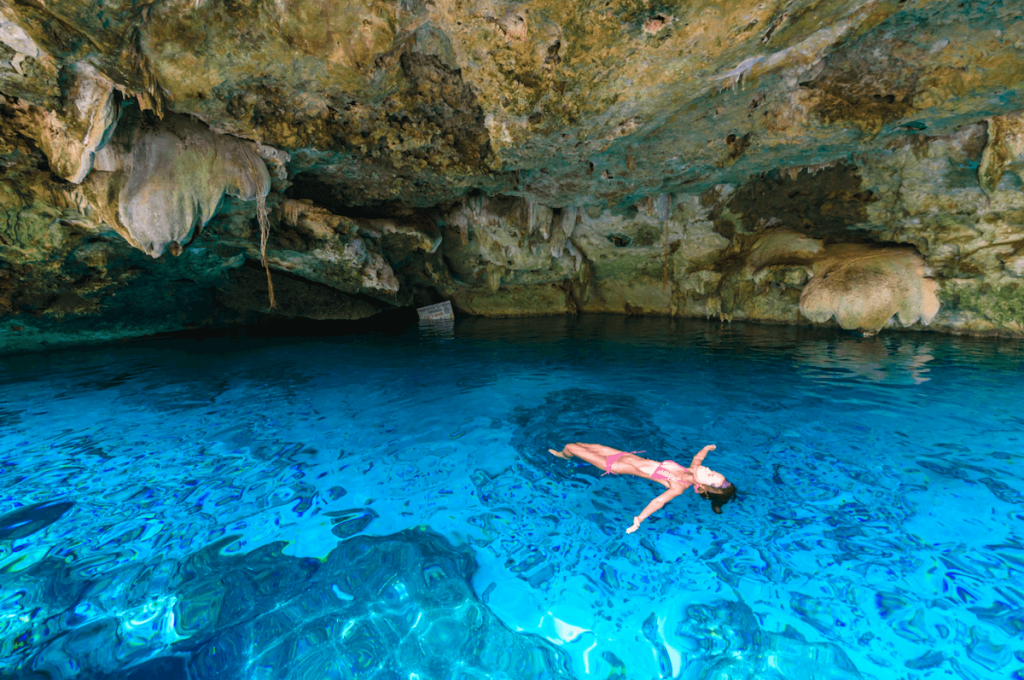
<box><xmin>694</xmin><ymin>466</ymin><xmax>736</xmax><ymax>514</ymax></box>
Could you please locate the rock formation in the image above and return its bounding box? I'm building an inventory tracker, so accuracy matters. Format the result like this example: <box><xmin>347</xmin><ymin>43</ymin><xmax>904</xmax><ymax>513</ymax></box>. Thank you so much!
<box><xmin>799</xmin><ymin>244</ymin><xmax>940</xmax><ymax>335</ymax></box>
<box><xmin>4</xmin><ymin>527</ymin><xmax>574</xmax><ymax>678</ymax></box>
<box><xmin>2</xmin><ymin>0</ymin><xmax>1024</xmax><ymax>349</ymax></box>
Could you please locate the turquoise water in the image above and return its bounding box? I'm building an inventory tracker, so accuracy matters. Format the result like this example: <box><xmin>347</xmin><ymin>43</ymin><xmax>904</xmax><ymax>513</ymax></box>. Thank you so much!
<box><xmin>1</xmin><ymin>317</ymin><xmax>1023</xmax><ymax>680</ymax></box>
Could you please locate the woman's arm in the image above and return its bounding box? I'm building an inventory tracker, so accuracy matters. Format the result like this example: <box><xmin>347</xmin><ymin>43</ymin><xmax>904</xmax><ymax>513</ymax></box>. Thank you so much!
<box><xmin>626</xmin><ymin>486</ymin><xmax>684</xmax><ymax>533</ymax></box>
<box><xmin>688</xmin><ymin>444</ymin><xmax>716</xmax><ymax>494</ymax></box>
<box><xmin>689</xmin><ymin>444</ymin><xmax>716</xmax><ymax>473</ymax></box>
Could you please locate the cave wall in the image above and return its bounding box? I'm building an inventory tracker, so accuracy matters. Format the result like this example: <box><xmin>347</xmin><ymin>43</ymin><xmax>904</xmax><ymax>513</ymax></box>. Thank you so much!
<box><xmin>1</xmin><ymin>0</ymin><xmax>1023</xmax><ymax>350</ymax></box>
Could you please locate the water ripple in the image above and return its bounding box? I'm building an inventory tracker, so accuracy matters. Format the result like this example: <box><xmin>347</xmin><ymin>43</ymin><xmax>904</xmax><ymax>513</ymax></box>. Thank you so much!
<box><xmin>0</xmin><ymin>318</ymin><xmax>1022</xmax><ymax>679</ymax></box>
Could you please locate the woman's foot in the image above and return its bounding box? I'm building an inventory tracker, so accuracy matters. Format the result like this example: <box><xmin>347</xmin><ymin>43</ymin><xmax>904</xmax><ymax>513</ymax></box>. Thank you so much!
<box><xmin>548</xmin><ymin>448</ymin><xmax>572</xmax><ymax>459</ymax></box>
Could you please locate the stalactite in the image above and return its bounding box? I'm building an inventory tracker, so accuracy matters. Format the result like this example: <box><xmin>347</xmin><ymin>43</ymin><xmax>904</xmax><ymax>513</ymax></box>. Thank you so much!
<box><xmin>452</xmin><ymin>194</ymin><xmax>485</xmax><ymax>245</ymax></box>
<box><xmin>111</xmin><ymin>113</ymin><xmax>272</xmax><ymax>265</ymax></box>
<box><xmin>550</xmin><ymin>206</ymin><xmax>577</xmax><ymax>257</ymax></box>
<box><xmin>659</xmin><ymin>226</ymin><xmax>666</xmax><ymax>290</ymax></box>
<box><xmin>799</xmin><ymin>246</ymin><xmax>940</xmax><ymax>334</ymax></box>
<box><xmin>561</xmin><ymin>206</ymin><xmax>578</xmax><ymax>236</ymax></box>
<box><xmin>656</xmin><ymin>194</ymin><xmax>672</xmax><ymax>291</ymax></box>
<box><xmin>485</xmin><ymin>263</ymin><xmax>503</xmax><ymax>292</ymax></box>
<box><xmin>655</xmin><ymin>193</ymin><xmax>671</xmax><ymax>223</ymax></box>
<box><xmin>527</xmin><ymin>197</ymin><xmax>550</xmax><ymax>239</ymax></box>
<box><xmin>282</xmin><ymin>199</ymin><xmax>304</xmax><ymax>226</ymax></box>
<box><xmin>566</xmin><ymin>239</ymin><xmax>584</xmax><ymax>273</ymax></box>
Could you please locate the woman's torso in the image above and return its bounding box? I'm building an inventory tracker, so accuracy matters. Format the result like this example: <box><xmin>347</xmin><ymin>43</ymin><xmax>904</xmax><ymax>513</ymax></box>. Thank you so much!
<box><xmin>640</xmin><ymin>458</ymin><xmax>693</xmax><ymax>486</ymax></box>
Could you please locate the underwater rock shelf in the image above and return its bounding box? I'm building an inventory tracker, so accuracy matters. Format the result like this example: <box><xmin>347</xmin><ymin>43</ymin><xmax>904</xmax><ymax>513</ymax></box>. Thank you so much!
<box><xmin>3</xmin><ymin>527</ymin><xmax>574</xmax><ymax>679</ymax></box>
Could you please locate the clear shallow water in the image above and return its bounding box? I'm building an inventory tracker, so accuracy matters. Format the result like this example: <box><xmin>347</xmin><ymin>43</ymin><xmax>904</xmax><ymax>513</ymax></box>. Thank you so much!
<box><xmin>1</xmin><ymin>317</ymin><xmax>1023</xmax><ymax>680</ymax></box>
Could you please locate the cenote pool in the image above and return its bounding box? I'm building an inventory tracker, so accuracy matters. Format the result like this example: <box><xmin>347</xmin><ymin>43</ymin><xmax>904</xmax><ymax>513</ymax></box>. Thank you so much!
<box><xmin>1</xmin><ymin>317</ymin><xmax>1022</xmax><ymax>680</ymax></box>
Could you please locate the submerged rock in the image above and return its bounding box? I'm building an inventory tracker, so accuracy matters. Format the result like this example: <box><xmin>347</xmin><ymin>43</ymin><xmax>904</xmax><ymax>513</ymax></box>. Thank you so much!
<box><xmin>5</xmin><ymin>528</ymin><xmax>575</xmax><ymax>680</ymax></box>
<box><xmin>0</xmin><ymin>500</ymin><xmax>74</xmax><ymax>541</ymax></box>
<box><xmin>674</xmin><ymin>599</ymin><xmax>863</xmax><ymax>680</ymax></box>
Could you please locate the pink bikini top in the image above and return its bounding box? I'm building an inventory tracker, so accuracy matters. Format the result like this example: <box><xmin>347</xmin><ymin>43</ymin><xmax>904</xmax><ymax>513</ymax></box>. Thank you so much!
<box><xmin>650</xmin><ymin>461</ymin><xmax>679</xmax><ymax>483</ymax></box>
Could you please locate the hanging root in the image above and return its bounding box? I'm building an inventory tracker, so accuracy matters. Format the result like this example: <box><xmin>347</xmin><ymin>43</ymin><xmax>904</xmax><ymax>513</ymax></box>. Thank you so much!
<box><xmin>255</xmin><ymin>188</ymin><xmax>276</xmax><ymax>309</ymax></box>
<box><xmin>245</xmin><ymin>152</ymin><xmax>276</xmax><ymax>310</ymax></box>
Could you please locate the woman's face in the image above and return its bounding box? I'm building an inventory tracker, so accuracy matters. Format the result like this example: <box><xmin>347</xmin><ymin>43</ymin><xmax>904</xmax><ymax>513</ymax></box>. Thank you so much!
<box><xmin>694</xmin><ymin>465</ymin><xmax>728</xmax><ymax>489</ymax></box>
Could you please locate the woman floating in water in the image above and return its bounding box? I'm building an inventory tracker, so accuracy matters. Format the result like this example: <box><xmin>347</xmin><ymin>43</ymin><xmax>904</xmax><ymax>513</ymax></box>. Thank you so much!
<box><xmin>548</xmin><ymin>443</ymin><xmax>735</xmax><ymax>533</ymax></box>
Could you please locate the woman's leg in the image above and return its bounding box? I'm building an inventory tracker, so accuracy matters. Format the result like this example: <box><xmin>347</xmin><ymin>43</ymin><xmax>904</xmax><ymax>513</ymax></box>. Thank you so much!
<box><xmin>548</xmin><ymin>446</ymin><xmax>572</xmax><ymax>459</ymax></box>
<box><xmin>550</xmin><ymin>443</ymin><xmax>623</xmax><ymax>471</ymax></box>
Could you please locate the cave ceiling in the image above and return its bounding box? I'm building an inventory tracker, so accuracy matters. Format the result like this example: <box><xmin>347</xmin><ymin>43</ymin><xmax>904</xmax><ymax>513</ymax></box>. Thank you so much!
<box><xmin>1</xmin><ymin>0</ymin><xmax>1024</xmax><ymax>350</ymax></box>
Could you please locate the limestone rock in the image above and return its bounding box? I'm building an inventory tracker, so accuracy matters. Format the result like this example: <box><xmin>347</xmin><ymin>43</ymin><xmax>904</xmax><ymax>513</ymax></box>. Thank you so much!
<box><xmin>2</xmin><ymin>0</ymin><xmax>1024</xmax><ymax>345</ymax></box>
<box><xmin>9</xmin><ymin>528</ymin><xmax>574</xmax><ymax>679</ymax></box>
<box><xmin>0</xmin><ymin>14</ymin><xmax>38</xmax><ymax>58</ymax></box>
<box><xmin>1003</xmin><ymin>248</ymin><xmax>1024</xmax><ymax>278</ymax></box>
<box><xmin>443</xmin><ymin>194</ymin><xmax>581</xmax><ymax>293</ymax></box>
<box><xmin>113</xmin><ymin>113</ymin><xmax>271</xmax><ymax>259</ymax></box>
<box><xmin>747</xmin><ymin>229</ymin><xmax>823</xmax><ymax>271</ymax></box>
<box><xmin>799</xmin><ymin>245</ymin><xmax>940</xmax><ymax>334</ymax></box>
<box><xmin>267</xmin><ymin>198</ymin><xmax>400</xmax><ymax>297</ymax></box>
<box><xmin>0</xmin><ymin>9</ymin><xmax>59</xmax><ymax>104</ymax></box>
<box><xmin>979</xmin><ymin>113</ymin><xmax>1024</xmax><ymax>196</ymax></box>
<box><xmin>37</xmin><ymin>62</ymin><xmax>117</xmax><ymax>184</ymax></box>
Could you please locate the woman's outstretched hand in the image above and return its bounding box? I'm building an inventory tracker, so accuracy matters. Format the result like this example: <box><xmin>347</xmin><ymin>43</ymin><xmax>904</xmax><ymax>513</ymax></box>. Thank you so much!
<box><xmin>626</xmin><ymin>517</ymin><xmax>642</xmax><ymax>534</ymax></box>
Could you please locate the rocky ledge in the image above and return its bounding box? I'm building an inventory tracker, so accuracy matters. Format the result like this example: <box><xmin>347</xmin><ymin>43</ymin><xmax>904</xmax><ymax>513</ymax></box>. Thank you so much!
<box><xmin>1</xmin><ymin>0</ymin><xmax>1023</xmax><ymax>351</ymax></box>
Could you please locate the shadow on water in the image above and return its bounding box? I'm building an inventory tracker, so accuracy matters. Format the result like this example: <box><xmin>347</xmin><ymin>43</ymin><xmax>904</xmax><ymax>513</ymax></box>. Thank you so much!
<box><xmin>511</xmin><ymin>388</ymin><xmax>672</xmax><ymax>480</ymax></box>
<box><xmin>0</xmin><ymin>501</ymin><xmax>75</xmax><ymax>541</ymax></box>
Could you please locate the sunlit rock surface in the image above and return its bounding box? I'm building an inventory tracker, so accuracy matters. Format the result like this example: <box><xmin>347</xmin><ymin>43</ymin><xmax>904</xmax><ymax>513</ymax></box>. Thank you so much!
<box><xmin>1</xmin><ymin>0</ymin><xmax>1024</xmax><ymax>349</ymax></box>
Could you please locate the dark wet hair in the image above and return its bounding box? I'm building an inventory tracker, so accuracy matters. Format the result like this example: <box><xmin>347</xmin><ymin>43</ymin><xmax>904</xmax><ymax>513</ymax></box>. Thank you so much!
<box><xmin>699</xmin><ymin>483</ymin><xmax>736</xmax><ymax>514</ymax></box>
